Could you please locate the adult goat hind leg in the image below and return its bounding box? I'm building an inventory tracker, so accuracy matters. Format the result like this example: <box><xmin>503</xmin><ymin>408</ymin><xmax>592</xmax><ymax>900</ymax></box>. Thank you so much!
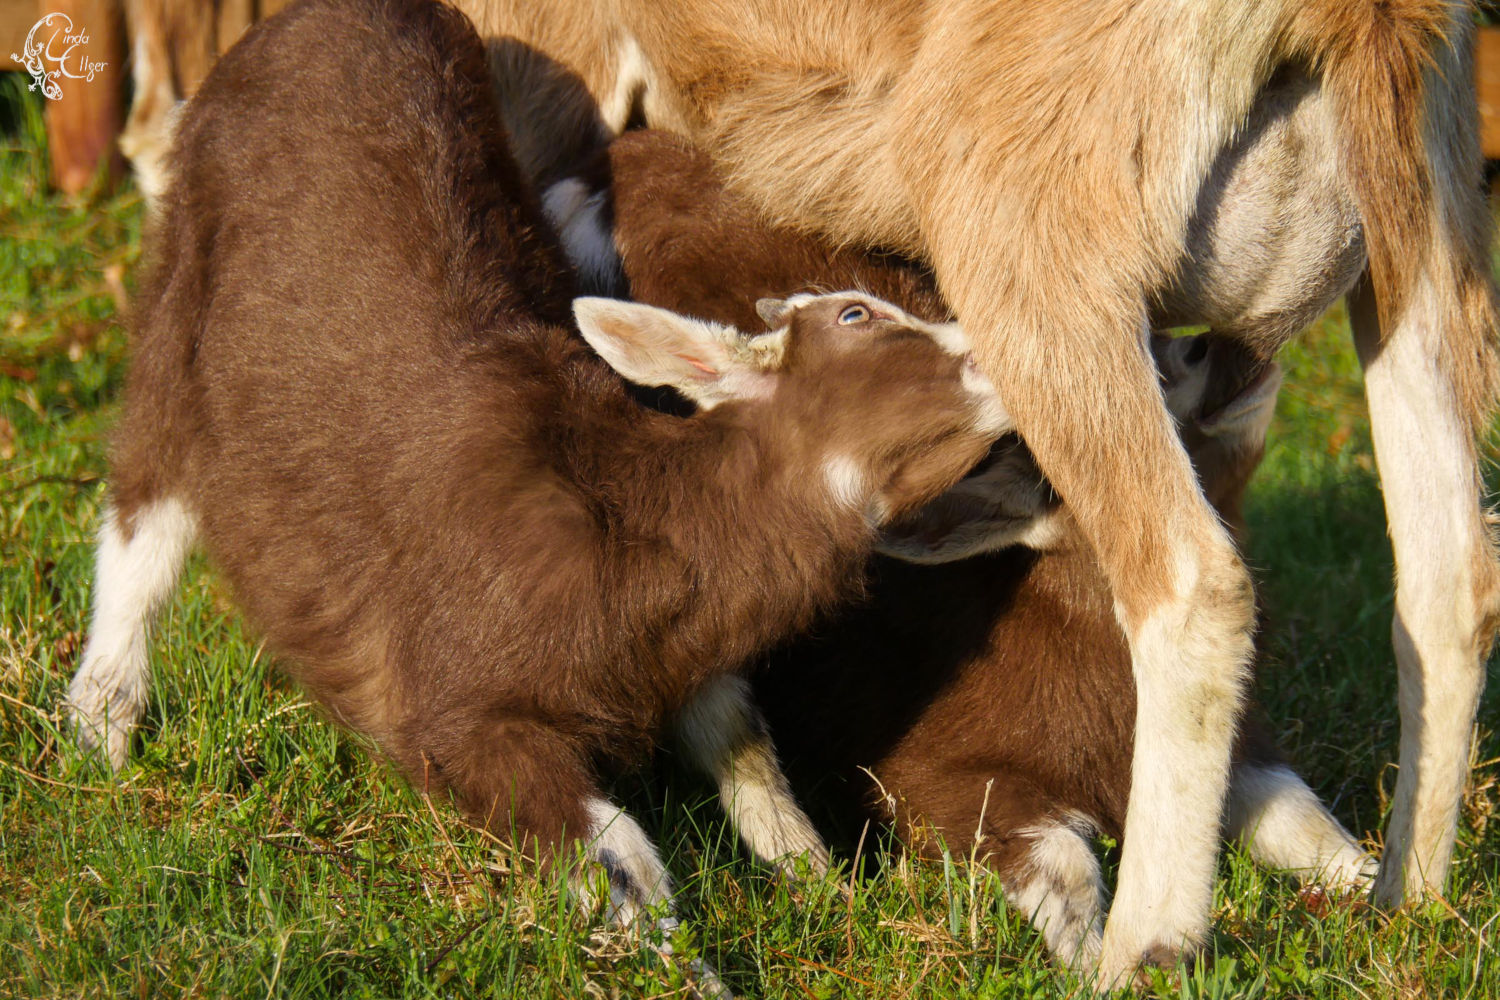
<box><xmin>676</xmin><ymin>676</ymin><xmax>830</xmax><ymax>879</ymax></box>
<box><xmin>1348</xmin><ymin>17</ymin><xmax>1500</xmax><ymax>906</ymax></box>
<box><xmin>921</xmin><ymin>237</ymin><xmax>1254</xmax><ymax>979</ymax></box>
<box><xmin>1352</xmin><ymin>269</ymin><xmax>1500</xmax><ymax>906</ymax></box>
<box><xmin>889</xmin><ymin>28</ymin><xmax>1258</xmax><ymax>976</ymax></box>
<box><xmin>66</xmin><ymin>496</ymin><xmax>198</xmax><ymax>770</ymax></box>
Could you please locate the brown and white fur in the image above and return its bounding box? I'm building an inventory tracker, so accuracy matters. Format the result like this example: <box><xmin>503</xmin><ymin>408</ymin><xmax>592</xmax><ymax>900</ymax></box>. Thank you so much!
<box><xmin>63</xmin><ymin>0</ymin><xmax>1009</xmax><ymax>989</ymax></box>
<box><xmin>463</xmin><ymin>0</ymin><xmax>1500</xmax><ymax>976</ymax></box>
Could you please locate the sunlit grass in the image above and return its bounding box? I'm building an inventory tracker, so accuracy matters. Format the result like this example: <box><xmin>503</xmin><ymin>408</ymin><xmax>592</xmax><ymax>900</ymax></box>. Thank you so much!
<box><xmin>3</xmin><ymin>74</ymin><xmax>1498</xmax><ymax>998</ymax></box>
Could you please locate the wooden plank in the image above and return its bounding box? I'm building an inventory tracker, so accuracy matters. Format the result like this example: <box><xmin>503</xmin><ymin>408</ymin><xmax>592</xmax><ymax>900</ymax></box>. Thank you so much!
<box><xmin>2</xmin><ymin>0</ymin><xmax>39</xmax><ymax>70</ymax></box>
<box><xmin>1479</xmin><ymin>27</ymin><xmax>1500</xmax><ymax>161</ymax></box>
<box><xmin>37</xmin><ymin>0</ymin><xmax>126</xmax><ymax>194</ymax></box>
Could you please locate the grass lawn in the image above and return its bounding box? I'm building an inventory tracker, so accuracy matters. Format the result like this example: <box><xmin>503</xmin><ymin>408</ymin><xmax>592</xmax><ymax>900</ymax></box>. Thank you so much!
<box><xmin>3</xmin><ymin>71</ymin><xmax>1499</xmax><ymax>999</ymax></box>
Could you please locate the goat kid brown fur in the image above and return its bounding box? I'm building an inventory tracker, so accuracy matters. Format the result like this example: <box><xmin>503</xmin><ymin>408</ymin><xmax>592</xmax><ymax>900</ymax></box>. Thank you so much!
<box><xmin>119</xmin><ymin>0</ymin><xmax>291</xmax><ymax>202</ymax></box>
<box><xmin>65</xmin><ymin>1</ymin><xmax>1009</xmax><ymax>989</ymax></box>
<box><xmin>465</xmin><ymin>0</ymin><xmax>1500</xmax><ymax>976</ymax></box>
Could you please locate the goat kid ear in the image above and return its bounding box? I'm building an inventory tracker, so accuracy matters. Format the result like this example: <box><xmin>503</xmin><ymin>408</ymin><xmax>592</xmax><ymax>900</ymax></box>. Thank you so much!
<box><xmin>573</xmin><ymin>298</ymin><xmax>774</xmax><ymax>409</ymax></box>
<box><xmin>756</xmin><ymin>297</ymin><xmax>792</xmax><ymax>329</ymax></box>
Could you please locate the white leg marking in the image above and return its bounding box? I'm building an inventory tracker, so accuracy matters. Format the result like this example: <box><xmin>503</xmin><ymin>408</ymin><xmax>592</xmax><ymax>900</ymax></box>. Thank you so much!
<box><xmin>540</xmin><ymin>178</ymin><xmax>622</xmax><ymax>296</ymax></box>
<box><xmin>1100</xmin><ymin>534</ymin><xmax>1253</xmax><ymax>978</ymax></box>
<box><xmin>583</xmin><ymin>797</ymin><xmax>674</xmax><ymax>927</ymax></box>
<box><xmin>1356</xmin><ymin>273</ymin><xmax>1493</xmax><ymax>905</ymax></box>
<box><xmin>1226</xmin><ymin>763</ymin><xmax>1374</xmax><ymax>890</ymax></box>
<box><xmin>1006</xmin><ymin>814</ymin><xmax>1106</xmax><ymax>971</ymax></box>
<box><xmin>118</xmin><ymin>33</ymin><xmax>178</xmax><ymax>206</ymax></box>
<box><xmin>582</xmin><ymin>798</ymin><xmax>731</xmax><ymax>999</ymax></box>
<box><xmin>676</xmin><ymin>676</ymin><xmax>829</xmax><ymax>877</ymax></box>
<box><xmin>66</xmin><ymin>499</ymin><xmax>197</xmax><ymax>770</ymax></box>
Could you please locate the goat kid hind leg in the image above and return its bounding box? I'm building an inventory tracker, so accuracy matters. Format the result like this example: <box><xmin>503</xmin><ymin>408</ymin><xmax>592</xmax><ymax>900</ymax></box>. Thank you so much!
<box><xmin>65</xmin><ymin>496</ymin><xmax>197</xmax><ymax>770</ymax></box>
<box><xmin>675</xmin><ymin>675</ymin><xmax>830</xmax><ymax>879</ymax></box>
<box><xmin>1225</xmin><ymin>762</ymin><xmax>1374</xmax><ymax>892</ymax></box>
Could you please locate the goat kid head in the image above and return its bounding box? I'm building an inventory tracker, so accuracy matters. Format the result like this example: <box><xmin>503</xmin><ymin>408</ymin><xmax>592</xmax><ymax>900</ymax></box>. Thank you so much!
<box><xmin>574</xmin><ymin>291</ymin><xmax>1010</xmax><ymax>525</ymax></box>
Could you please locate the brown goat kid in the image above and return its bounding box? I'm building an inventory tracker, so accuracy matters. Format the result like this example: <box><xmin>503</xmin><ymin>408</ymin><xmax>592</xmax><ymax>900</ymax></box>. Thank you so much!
<box><xmin>467</xmin><ymin>0</ymin><xmax>1500</xmax><ymax>977</ymax></box>
<box><xmin>582</xmin><ymin>129</ymin><xmax>1368</xmax><ymax>970</ymax></box>
<box><xmin>64</xmin><ymin>0</ymin><xmax>1009</xmax><ymax>984</ymax></box>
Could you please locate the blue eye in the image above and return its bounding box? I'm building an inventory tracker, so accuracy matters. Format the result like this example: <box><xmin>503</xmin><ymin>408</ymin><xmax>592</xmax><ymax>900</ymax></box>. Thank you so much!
<box><xmin>838</xmin><ymin>304</ymin><xmax>870</xmax><ymax>325</ymax></box>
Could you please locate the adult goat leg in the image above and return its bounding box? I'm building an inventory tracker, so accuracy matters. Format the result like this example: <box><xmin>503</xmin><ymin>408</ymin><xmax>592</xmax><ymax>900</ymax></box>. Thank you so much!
<box><xmin>945</xmin><ymin>284</ymin><xmax>1254</xmax><ymax>982</ymax></box>
<box><xmin>1354</xmin><ymin>269</ymin><xmax>1500</xmax><ymax>905</ymax></box>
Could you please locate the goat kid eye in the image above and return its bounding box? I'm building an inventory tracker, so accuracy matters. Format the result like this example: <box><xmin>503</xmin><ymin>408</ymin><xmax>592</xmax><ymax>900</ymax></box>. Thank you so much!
<box><xmin>837</xmin><ymin>304</ymin><xmax>870</xmax><ymax>325</ymax></box>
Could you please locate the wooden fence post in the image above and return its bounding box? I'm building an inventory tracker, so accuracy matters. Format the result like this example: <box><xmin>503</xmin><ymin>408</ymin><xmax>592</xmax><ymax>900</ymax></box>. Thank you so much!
<box><xmin>11</xmin><ymin>0</ymin><xmax>127</xmax><ymax>194</ymax></box>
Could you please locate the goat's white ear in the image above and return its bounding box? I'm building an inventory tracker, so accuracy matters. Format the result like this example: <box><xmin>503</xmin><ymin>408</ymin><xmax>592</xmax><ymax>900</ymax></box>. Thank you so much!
<box><xmin>574</xmin><ymin>298</ymin><xmax>772</xmax><ymax>409</ymax></box>
<box><xmin>756</xmin><ymin>297</ymin><xmax>791</xmax><ymax>329</ymax></box>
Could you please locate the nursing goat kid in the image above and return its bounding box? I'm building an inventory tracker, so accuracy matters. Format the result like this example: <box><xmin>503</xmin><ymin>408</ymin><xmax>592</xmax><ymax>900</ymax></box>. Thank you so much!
<box><xmin>479</xmin><ymin>2</ymin><xmax>1500</xmax><ymax>975</ymax></box>
<box><xmin>63</xmin><ymin>0</ymin><xmax>1008</xmax><ymax>986</ymax></box>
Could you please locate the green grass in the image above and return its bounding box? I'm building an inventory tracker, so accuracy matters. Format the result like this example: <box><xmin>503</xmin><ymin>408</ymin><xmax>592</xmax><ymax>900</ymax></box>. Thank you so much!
<box><xmin>3</xmin><ymin>73</ymin><xmax>1499</xmax><ymax>999</ymax></box>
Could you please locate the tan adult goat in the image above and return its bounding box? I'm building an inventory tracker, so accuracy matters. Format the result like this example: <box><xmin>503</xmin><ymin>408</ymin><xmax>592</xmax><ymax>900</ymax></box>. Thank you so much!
<box><xmin>475</xmin><ymin>2</ymin><xmax>1500</xmax><ymax>978</ymax></box>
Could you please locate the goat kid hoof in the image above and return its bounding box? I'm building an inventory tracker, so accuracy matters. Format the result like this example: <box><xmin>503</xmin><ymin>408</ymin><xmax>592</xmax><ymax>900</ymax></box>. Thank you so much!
<box><xmin>681</xmin><ymin>956</ymin><xmax>733</xmax><ymax>1000</ymax></box>
<box><xmin>63</xmin><ymin>709</ymin><xmax>130</xmax><ymax>773</ymax></box>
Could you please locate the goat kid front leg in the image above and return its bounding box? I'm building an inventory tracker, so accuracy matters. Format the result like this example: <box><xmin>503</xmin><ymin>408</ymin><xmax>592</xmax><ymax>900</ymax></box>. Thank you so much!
<box><xmin>676</xmin><ymin>676</ymin><xmax>831</xmax><ymax>879</ymax></box>
<box><xmin>580</xmin><ymin>799</ymin><xmax>731</xmax><ymax>999</ymax></box>
<box><xmin>442</xmin><ymin>724</ymin><xmax>731</xmax><ymax>998</ymax></box>
<box><xmin>1352</xmin><ymin>269</ymin><xmax>1500</xmax><ymax>907</ymax></box>
<box><xmin>66</xmin><ymin>497</ymin><xmax>198</xmax><ymax>770</ymax></box>
<box><xmin>891</xmin><ymin>768</ymin><xmax>1107</xmax><ymax>972</ymax></box>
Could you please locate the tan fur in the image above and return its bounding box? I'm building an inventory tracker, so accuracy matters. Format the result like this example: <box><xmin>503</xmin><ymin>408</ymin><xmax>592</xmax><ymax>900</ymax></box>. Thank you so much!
<box><xmin>119</xmin><ymin>0</ymin><xmax>291</xmax><ymax>201</ymax></box>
